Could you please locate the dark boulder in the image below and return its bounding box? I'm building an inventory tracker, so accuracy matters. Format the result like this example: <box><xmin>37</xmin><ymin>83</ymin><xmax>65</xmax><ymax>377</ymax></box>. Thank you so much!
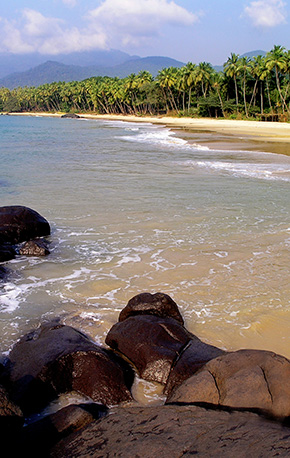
<box><xmin>18</xmin><ymin>239</ymin><xmax>50</xmax><ymax>256</ymax></box>
<box><xmin>50</xmin><ymin>404</ymin><xmax>290</xmax><ymax>458</ymax></box>
<box><xmin>119</xmin><ymin>292</ymin><xmax>184</xmax><ymax>325</ymax></box>
<box><xmin>0</xmin><ymin>384</ymin><xmax>24</xmax><ymax>436</ymax></box>
<box><xmin>19</xmin><ymin>403</ymin><xmax>108</xmax><ymax>456</ymax></box>
<box><xmin>0</xmin><ymin>206</ymin><xmax>50</xmax><ymax>244</ymax></box>
<box><xmin>106</xmin><ymin>315</ymin><xmax>192</xmax><ymax>384</ymax></box>
<box><xmin>0</xmin><ymin>239</ymin><xmax>16</xmax><ymax>262</ymax></box>
<box><xmin>61</xmin><ymin>113</ymin><xmax>80</xmax><ymax>118</ymax></box>
<box><xmin>6</xmin><ymin>322</ymin><xmax>134</xmax><ymax>415</ymax></box>
<box><xmin>166</xmin><ymin>349</ymin><xmax>290</xmax><ymax>420</ymax></box>
<box><xmin>165</xmin><ymin>338</ymin><xmax>225</xmax><ymax>397</ymax></box>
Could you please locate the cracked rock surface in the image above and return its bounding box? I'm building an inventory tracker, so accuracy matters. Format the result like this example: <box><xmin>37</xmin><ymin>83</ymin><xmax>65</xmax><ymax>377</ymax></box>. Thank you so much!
<box><xmin>166</xmin><ymin>349</ymin><xmax>290</xmax><ymax>419</ymax></box>
<box><xmin>50</xmin><ymin>404</ymin><xmax>290</xmax><ymax>458</ymax></box>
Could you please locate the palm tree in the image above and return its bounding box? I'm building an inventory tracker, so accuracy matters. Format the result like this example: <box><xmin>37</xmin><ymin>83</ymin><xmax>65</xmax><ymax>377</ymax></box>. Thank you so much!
<box><xmin>156</xmin><ymin>67</ymin><xmax>179</xmax><ymax>112</ymax></box>
<box><xmin>265</xmin><ymin>45</ymin><xmax>288</xmax><ymax>113</ymax></box>
<box><xmin>212</xmin><ymin>73</ymin><xmax>226</xmax><ymax>117</ymax></box>
<box><xmin>195</xmin><ymin>62</ymin><xmax>214</xmax><ymax>98</ymax></box>
<box><xmin>237</xmin><ymin>57</ymin><xmax>250</xmax><ymax>117</ymax></box>
<box><xmin>224</xmin><ymin>53</ymin><xmax>240</xmax><ymax>112</ymax></box>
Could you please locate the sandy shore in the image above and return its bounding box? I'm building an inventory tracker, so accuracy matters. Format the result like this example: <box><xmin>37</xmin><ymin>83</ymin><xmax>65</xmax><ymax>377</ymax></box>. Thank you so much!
<box><xmin>8</xmin><ymin>112</ymin><xmax>290</xmax><ymax>152</ymax></box>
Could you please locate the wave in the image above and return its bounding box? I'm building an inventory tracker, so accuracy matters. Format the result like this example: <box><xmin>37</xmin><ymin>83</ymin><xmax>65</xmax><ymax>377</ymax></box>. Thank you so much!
<box><xmin>178</xmin><ymin>159</ymin><xmax>290</xmax><ymax>182</ymax></box>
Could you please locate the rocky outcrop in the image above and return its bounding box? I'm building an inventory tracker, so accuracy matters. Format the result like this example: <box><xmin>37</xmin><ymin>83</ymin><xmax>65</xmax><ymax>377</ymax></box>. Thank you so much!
<box><xmin>61</xmin><ymin>113</ymin><xmax>80</xmax><ymax>118</ymax></box>
<box><xmin>0</xmin><ymin>206</ymin><xmax>50</xmax><ymax>262</ymax></box>
<box><xmin>167</xmin><ymin>349</ymin><xmax>290</xmax><ymax>419</ymax></box>
<box><xmin>0</xmin><ymin>206</ymin><xmax>50</xmax><ymax>244</ymax></box>
<box><xmin>106</xmin><ymin>292</ymin><xmax>224</xmax><ymax>387</ymax></box>
<box><xmin>1</xmin><ymin>292</ymin><xmax>290</xmax><ymax>456</ymax></box>
<box><xmin>119</xmin><ymin>292</ymin><xmax>184</xmax><ymax>324</ymax></box>
<box><xmin>50</xmin><ymin>405</ymin><xmax>290</xmax><ymax>458</ymax></box>
<box><xmin>5</xmin><ymin>322</ymin><xmax>134</xmax><ymax>415</ymax></box>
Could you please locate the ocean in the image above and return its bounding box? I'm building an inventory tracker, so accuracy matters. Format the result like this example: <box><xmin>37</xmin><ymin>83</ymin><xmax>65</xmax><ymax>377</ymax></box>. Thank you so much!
<box><xmin>1</xmin><ymin>114</ymin><xmax>290</xmax><ymax>361</ymax></box>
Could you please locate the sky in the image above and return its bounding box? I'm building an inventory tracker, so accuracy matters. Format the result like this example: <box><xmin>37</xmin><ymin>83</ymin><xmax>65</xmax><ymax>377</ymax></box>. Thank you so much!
<box><xmin>0</xmin><ymin>0</ymin><xmax>289</xmax><ymax>65</ymax></box>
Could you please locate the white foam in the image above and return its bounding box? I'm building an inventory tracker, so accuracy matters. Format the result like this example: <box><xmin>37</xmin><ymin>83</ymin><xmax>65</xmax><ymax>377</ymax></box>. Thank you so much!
<box><xmin>180</xmin><ymin>159</ymin><xmax>290</xmax><ymax>182</ymax></box>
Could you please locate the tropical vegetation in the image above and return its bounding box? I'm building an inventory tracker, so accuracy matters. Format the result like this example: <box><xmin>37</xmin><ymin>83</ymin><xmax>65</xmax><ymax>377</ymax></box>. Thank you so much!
<box><xmin>1</xmin><ymin>46</ymin><xmax>289</xmax><ymax>121</ymax></box>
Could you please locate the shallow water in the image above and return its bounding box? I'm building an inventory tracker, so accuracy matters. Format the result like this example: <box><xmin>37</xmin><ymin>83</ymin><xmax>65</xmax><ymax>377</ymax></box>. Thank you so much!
<box><xmin>0</xmin><ymin>115</ymin><xmax>289</xmax><ymax>365</ymax></box>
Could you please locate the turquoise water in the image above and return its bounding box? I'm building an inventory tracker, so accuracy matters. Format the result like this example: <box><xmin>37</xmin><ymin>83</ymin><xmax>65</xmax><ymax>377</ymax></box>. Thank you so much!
<box><xmin>0</xmin><ymin>115</ymin><xmax>289</xmax><ymax>358</ymax></box>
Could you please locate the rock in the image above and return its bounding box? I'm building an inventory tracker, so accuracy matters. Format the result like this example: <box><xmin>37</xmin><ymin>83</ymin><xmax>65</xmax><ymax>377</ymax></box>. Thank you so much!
<box><xmin>106</xmin><ymin>315</ymin><xmax>192</xmax><ymax>384</ymax></box>
<box><xmin>119</xmin><ymin>292</ymin><xmax>184</xmax><ymax>325</ymax></box>
<box><xmin>166</xmin><ymin>349</ymin><xmax>290</xmax><ymax>420</ymax></box>
<box><xmin>165</xmin><ymin>338</ymin><xmax>225</xmax><ymax>397</ymax></box>
<box><xmin>0</xmin><ymin>240</ymin><xmax>16</xmax><ymax>262</ymax></box>
<box><xmin>0</xmin><ymin>206</ymin><xmax>50</xmax><ymax>244</ymax></box>
<box><xmin>19</xmin><ymin>403</ymin><xmax>108</xmax><ymax>457</ymax></box>
<box><xmin>0</xmin><ymin>384</ymin><xmax>24</xmax><ymax>435</ymax></box>
<box><xmin>6</xmin><ymin>322</ymin><xmax>134</xmax><ymax>415</ymax></box>
<box><xmin>61</xmin><ymin>113</ymin><xmax>80</xmax><ymax>118</ymax></box>
<box><xmin>50</xmin><ymin>404</ymin><xmax>290</xmax><ymax>457</ymax></box>
<box><xmin>18</xmin><ymin>239</ymin><xmax>50</xmax><ymax>256</ymax></box>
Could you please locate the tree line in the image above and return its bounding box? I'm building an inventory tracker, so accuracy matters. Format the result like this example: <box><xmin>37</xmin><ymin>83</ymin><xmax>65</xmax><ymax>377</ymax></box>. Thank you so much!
<box><xmin>1</xmin><ymin>45</ymin><xmax>289</xmax><ymax>121</ymax></box>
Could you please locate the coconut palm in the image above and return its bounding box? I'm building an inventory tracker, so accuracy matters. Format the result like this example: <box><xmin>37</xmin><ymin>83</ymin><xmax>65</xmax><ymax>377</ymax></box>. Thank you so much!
<box><xmin>224</xmin><ymin>53</ymin><xmax>240</xmax><ymax>112</ymax></box>
<box><xmin>265</xmin><ymin>45</ymin><xmax>288</xmax><ymax>113</ymax></box>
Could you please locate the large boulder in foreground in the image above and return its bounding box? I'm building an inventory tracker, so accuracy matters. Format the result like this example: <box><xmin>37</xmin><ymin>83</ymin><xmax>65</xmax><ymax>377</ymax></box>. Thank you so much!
<box><xmin>50</xmin><ymin>405</ymin><xmax>290</xmax><ymax>457</ymax></box>
<box><xmin>119</xmin><ymin>292</ymin><xmax>184</xmax><ymax>325</ymax></box>
<box><xmin>167</xmin><ymin>349</ymin><xmax>290</xmax><ymax>420</ymax></box>
<box><xmin>6</xmin><ymin>322</ymin><xmax>134</xmax><ymax>415</ymax></box>
<box><xmin>165</xmin><ymin>337</ymin><xmax>225</xmax><ymax>397</ymax></box>
<box><xmin>106</xmin><ymin>315</ymin><xmax>192</xmax><ymax>385</ymax></box>
<box><xmin>0</xmin><ymin>205</ymin><xmax>50</xmax><ymax>244</ymax></box>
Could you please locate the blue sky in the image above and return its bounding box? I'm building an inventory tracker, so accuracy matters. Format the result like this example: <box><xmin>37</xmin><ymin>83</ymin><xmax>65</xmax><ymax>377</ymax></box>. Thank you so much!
<box><xmin>0</xmin><ymin>0</ymin><xmax>289</xmax><ymax>64</ymax></box>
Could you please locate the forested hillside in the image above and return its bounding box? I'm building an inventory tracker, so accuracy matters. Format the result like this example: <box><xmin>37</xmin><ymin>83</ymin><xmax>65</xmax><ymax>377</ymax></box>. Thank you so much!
<box><xmin>1</xmin><ymin>46</ymin><xmax>289</xmax><ymax>120</ymax></box>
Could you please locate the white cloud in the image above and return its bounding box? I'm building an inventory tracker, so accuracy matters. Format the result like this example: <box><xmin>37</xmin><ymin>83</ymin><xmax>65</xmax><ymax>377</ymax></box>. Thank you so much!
<box><xmin>88</xmin><ymin>0</ymin><xmax>197</xmax><ymax>44</ymax></box>
<box><xmin>244</xmin><ymin>0</ymin><xmax>287</xmax><ymax>27</ymax></box>
<box><xmin>0</xmin><ymin>1</ymin><xmax>197</xmax><ymax>55</ymax></box>
<box><xmin>0</xmin><ymin>9</ymin><xmax>107</xmax><ymax>54</ymax></box>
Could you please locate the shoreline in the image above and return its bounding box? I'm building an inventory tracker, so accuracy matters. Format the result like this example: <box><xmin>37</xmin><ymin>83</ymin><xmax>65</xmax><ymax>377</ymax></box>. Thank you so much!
<box><xmin>8</xmin><ymin>112</ymin><xmax>290</xmax><ymax>143</ymax></box>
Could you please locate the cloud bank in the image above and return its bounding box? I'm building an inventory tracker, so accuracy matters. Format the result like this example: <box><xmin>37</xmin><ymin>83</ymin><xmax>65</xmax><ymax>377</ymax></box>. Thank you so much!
<box><xmin>0</xmin><ymin>0</ymin><xmax>197</xmax><ymax>54</ymax></box>
<box><xmin>244</xmin><ymin>0</ymin><xmax>287</xmax><ymax>27</ymax></box>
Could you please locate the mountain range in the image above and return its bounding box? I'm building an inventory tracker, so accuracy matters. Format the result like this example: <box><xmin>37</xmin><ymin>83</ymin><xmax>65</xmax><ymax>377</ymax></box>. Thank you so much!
<box><xmin>0</xmin><ymin>49</ymin><xmax>266</xmax><ymax>89</ymax></box>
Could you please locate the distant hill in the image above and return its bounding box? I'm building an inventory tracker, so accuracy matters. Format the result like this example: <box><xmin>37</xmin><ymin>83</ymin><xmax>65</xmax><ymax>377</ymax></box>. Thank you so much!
<box><xmin>0</xmin><ymin>49</ymin><xmax>138</xmax><ymax>79</ymax></box>
<box><xmin>0</xmin><ymin>56</ymin><xmax>185</xmax><ymax>89</ymax></box>
<box><xmin>0</xmin><ymin>49</ymin><xmax>268</xmax><ymax>89</ymax></box>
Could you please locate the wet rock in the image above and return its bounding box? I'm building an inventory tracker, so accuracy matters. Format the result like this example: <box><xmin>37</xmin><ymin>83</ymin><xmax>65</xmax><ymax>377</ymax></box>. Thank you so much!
<box><xmin>165</xmin><ymin>338</ymin><xmax>225</xmax><ymax>397</ymax></box>
<box><xmin>50</xmin><ymin>404</ymin><xmax>290</xmax><ymax>458</ymax></box>
<box><xmin>166</xmin><ymin>349</ymin><xmax>290</xmax><ymax>420</ymax></box>
<box><xmin>119</xmin><ymin>292</ymin><xmax>184</xmax><ymax>325</ymax></box>
<box><xmin>0</xmin><ymin>240</ymin><xmax>16</xmax><ymax>262</ymax></box>
<box><xmin>20</xmin><ymin>403</ymin><xmax>108</xmax><ymax>457</ymax></box>
<box><xmin>0</xmin><ymin>205</ymin><xmax>50</xmax><ymax>244</ymax></box>
<box><xmin>61</xmin><ymin>113</ymin><xmax>80</xmax><ymax>118</ymax></box>
<box><xmin>6</xmin><ymin>322</ymin><xmax>134</xmax><ymax>415</ymax></box>
<box><xmin>0</xmin><ymin>384</ymin><xmax>24</xmax><ymax>436</ymax></box>
<box><xmin>106</xmin><ymin>315</ymin><xmax>192</xmax><ymax>384</ymax></box>
<box><xmin>18</xmin><ymin>239</ymin><xmax>50</xmax><ymax>256</ymax></box>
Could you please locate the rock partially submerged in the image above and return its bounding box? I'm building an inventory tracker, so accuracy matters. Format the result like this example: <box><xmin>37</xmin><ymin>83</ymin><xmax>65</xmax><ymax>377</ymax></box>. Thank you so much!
<box><xmin>5</xmin><ymin>322</ymin><xmax>133</xmax><ymax>415</ymax></box>
<box><xmin>0</xmin><ymin>205</ymin><xmax>50</xmax><ymax>262</ymax></box>
<box><xmin>0</xmin><ymin>206</ymin><xmax>50</xmax><ymax>244</ymax></box>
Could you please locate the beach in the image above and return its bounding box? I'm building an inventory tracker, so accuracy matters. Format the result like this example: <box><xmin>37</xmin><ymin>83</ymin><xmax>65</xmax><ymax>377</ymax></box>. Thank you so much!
<box><xmin>1</xmin><ymin>114</ymin><xmax>290</xmax><ymax>361</ymax></box>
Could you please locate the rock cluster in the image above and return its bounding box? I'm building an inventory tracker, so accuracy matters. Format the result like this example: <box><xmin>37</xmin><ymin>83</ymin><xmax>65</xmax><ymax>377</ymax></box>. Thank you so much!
<box><xmin>0</xmin><ymin>210</ymin><xmax>289</xmax><ymax>455</ymax></box>
<box><xmin>0</xmin><ymin>206</ymin><xmax>50</xmax><ymax>265</ymax></box>
<box><xmin>0</xmin><ymin>292</ymin><xmax>289</xmax><ymax>456</ymax></box>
